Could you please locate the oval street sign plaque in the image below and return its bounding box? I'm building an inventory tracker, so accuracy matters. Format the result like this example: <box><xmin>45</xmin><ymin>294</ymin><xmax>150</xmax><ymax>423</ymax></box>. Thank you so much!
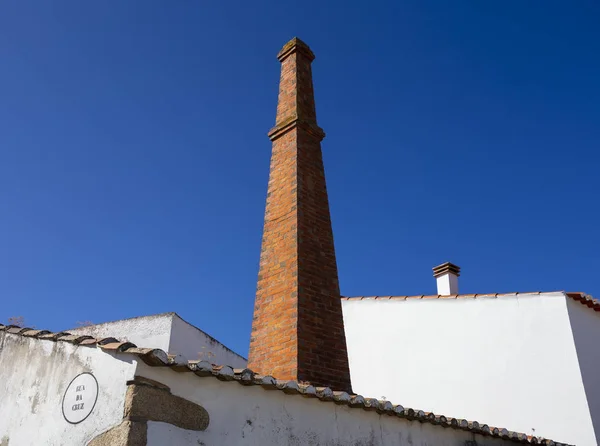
<box><xmin>62</xmin><ymin>372</ymin><xmax>98</xmax><ymax>424</ymax></box>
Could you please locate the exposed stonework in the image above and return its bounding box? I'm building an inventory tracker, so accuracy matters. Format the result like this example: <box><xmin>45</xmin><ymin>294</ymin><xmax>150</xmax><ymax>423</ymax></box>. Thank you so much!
<box><xmin>129</xmin><ymin>375</ymin><xmax>171</xmax><ymax>392</ymax></box>
<box><xmin>88</xmin><ymin>420</ymin><xmax>147</xmax><ymax>446</ymax></box>
<box><xmin>88</xmin><ymin>376</ymin><xmax>208</xmax><ymax>446</ymax></box>
<box><xmin>248</xmin><ymin>37</ymin><xmax>352</xmax><ymax>393</ymax></box>
<box><xmin>124</xmin><ymin>377</ymin><xmax>209</xmax><ymax>431</ymax></box>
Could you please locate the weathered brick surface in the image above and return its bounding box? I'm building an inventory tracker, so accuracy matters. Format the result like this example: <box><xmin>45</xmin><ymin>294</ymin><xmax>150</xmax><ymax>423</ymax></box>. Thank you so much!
<box><xmin>248</xmin><ymin>38</ymin><xmax>352</xmax><ymax>392</ymax></box>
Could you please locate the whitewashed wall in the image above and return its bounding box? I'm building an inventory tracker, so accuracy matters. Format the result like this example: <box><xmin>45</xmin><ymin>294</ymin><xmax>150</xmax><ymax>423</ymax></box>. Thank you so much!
<box><xmin>70</xmin><ymin>313</ymin><xmax>174</xmax><ymax>352</ymax></box>
<box><xmin>138</xmin><ymin>363</ymin><xmax>518</xmax><ymax>446</ymax></box>
<box><xmin>70</xmin><ymin>313</ymin><xmax>247</xmax><ymax>368</ymax></box>
<box><xmin>567</xmin><ymin>297</ymin><xmax>600</xmax><ymax>443</ymax></box>
<box><xmin>0</xmin><ymin>332</ymin><xmax>136</xmax><ymax>446</ymax></box>
<box><xmin>169</xmin><ymin>314</ymin><xmax>247</xmax><ymax>368</ymax></box>
<box><xmin>342</xmin><ymin>293</ymin><xmax>596</xmax><ymax>446</ymax></box>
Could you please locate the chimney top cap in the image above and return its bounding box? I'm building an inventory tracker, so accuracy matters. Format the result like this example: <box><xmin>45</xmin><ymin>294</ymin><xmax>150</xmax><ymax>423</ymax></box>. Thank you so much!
<box><xmin>432</xmin><ymin>262</ymin><xmax>461</xmax><ymax>278</ymax></box>
<box><xmin>277</xmin><ymin>37</ymin><xmax>315</xmax><ymax>63</ymax></box>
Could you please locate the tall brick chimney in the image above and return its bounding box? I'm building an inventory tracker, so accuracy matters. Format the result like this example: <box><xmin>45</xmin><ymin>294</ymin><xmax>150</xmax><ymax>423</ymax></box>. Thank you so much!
<box><xmin>247</xmin><ymin>38</ymin><xmax>352</xmax><ymax>392</ymax></box>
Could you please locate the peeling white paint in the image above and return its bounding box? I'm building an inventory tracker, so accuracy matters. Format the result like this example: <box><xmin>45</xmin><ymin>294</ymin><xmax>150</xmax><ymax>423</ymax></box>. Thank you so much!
<box><xmin>0</xmin><ymin>333</ymin><xmax>136</xmax><ymax>446</ymax></box>
<box><xmin>147</xmin><ymin>421</ymin><xmax>204</xmax><ymax>445</ymax></box>
<box><xmin>342</xmin><ymin>292</ymin><xmax>597</xmax><ymax>446</ymax></box>
<box><xmin>138</xmin><ymin>362</ymin><xmax>519</xmax><ymax>446</ymax></box>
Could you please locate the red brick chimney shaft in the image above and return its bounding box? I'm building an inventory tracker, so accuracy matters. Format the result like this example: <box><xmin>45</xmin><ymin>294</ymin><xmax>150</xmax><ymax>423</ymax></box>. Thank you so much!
<box><xmin>247</xmin><ymin>38</ymin><xmax>352</xmax><ymax>392</ymax></box>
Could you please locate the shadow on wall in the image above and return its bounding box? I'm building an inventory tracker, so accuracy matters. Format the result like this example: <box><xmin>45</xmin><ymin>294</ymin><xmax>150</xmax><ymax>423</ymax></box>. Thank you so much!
<box><xmin>566</xmin><ymin>300</ymin><xmax>600</xmax><ymax>443</ymax></box>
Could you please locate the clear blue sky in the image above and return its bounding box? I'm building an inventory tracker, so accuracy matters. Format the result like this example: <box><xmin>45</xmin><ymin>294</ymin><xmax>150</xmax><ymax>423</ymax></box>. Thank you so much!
<box><xmin>1</xmin><ymin>1</ymin><xmax>598</xmax><ymax>356</ymax></box>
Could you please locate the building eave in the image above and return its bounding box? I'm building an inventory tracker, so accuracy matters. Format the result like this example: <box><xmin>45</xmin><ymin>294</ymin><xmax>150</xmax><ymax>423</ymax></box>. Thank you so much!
<box><xmin>0</xmin><ymin>324</ymin><xmax>571</xmax><ymax>446</ymax></box>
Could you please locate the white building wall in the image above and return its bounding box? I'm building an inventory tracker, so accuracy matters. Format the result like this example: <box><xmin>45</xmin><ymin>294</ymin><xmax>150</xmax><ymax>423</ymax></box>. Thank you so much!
<box><xmin>342</xmin><ymin>293</ymin><xmax>595</xmax><ymax>446</ymax></box>
<box><xmin>169</xmin><ymin>314</ymin><xmax>247</xmax><ymax>368</ymax></box>
<box><xmin>0</xmin><ymin>332</ymin><xmax>136</xmax><ymax>446</ymax></box>
<box><xmin>138</xmin><ymin>363</ymin><xmax>518</xmax><ymax>446</ymax></box>
<box><xmin>567</xmin><ymin>297</ymin><xmax>600</xmax><ymax>443</ymax></box>
<box><xmin>69</xmin><ymin>313</ymin><xmax>174</xmax><ymax>353</ymax></box>
<box><xmin>70</xmin><ymin>312</ymin><xmax>247</xmax><ymax>368</ymax></box>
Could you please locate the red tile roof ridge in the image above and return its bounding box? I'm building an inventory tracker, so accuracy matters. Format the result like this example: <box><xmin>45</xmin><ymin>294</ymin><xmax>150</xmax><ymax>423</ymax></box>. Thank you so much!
<box><xmin>342</xmin><ymin>291</ymin><xmax>600</xmax><ymax>313</ymax></box>
<box><xmin>0</xmin><ymin>324</ymin><xmax>571</xmax><ymax>446</ymax></box>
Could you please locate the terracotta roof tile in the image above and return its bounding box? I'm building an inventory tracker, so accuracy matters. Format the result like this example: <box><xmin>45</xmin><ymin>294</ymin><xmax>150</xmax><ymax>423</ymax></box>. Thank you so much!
<box><xmin>59</xmin><ymin>334</ymin><xmax>95</xmax><ymax>344</ymax></box>
<box><xmin>96</xmin><ymin>337</ymin><xmax>120</xmax><ymax>345</ymax></box>
<box><xmin>0</xmin><ymin>323</ymin><xmax>571</xmax><ymax>445</ymax></box>
<box><xmin>566</xmin><ymin>292</ymin><xmax>600</xmax><ymax>312</ymax></box>
<box><xmin>99</xmin><ymin>341</ymin><xmax>137</xmax><ymax>352</ymax></box>
<box><xmin>168</xmin><ymin>353</ymin><xmax>190</xmax><ymax>372</ymax></box>
<box><xmin>22</xmin><ymin>329</ymin><xmax>51</xmax><ymax>338</ymax></box>
<box><xmin>38</xmin><ymin>331</ymin><xmax>71</xmax><ymax>341</ymax></box>
<box><xmin>7</xmin><ymin>326</ymin><xmax>31</xmax><ymax>334</ymax></box>
<box><xmin>343</xmin><ymin>291</ymin><xmax>600</xmax><ymax>314</ymax></box>
<box><xmin>124</xmin><ymin>348</ymin><xmax>170</xmax><ymax>366</ymax></box>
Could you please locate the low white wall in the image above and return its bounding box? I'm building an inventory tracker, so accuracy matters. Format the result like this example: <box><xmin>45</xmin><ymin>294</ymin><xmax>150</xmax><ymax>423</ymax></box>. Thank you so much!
<box><xmin>169</xmin><ymin>315</ymin><xmax>247</xmax><ymax>368</ymax></box>
<box><xmin>0</xmin><ymin>332</ymin><xmax>136</xmax><ymax>446</ymax></box>
<box><xmin>70</xmin><ymin>312</ymin><xmax>247</xmax><ymax>368</ymax></box>
<box><xmin>342</xmin><ymin>293</ymin><xmax>595</xmax><ymax>446</ymax></box>
<box><xmin>567</xmin><ymin>298</ymin><xmax>600</xmax><ymax>444</ymax></box>
<box><xmin>139</xmin><ymin>363</ymin><xmax>517</xmax><ymax>446</ymax></box>
<box><xmin>70</xmin><ymin>313</ymin><xmax>174</xmax><ymax>353</ymax></box>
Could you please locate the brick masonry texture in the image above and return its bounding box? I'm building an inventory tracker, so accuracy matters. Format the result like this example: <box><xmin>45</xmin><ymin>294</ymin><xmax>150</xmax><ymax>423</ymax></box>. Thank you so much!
<box><xmin>247</xmin><ymin>38</ymin><xmax>352</xmax><ymax>392</ymax></box>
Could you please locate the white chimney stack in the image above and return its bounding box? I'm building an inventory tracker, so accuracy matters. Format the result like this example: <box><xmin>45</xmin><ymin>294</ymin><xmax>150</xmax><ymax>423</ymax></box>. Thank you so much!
<box><xmin>433</xmin><ymin>262</ymin><xmax>460</xmax><ymax>295</ymax></box>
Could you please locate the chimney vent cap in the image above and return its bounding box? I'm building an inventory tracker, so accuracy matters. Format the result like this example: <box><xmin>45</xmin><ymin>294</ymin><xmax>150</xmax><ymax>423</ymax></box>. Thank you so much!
<box><xmin>432</xmin><ymin>262</ymin><xmax>461</xmax><ymax>278</ymax></box>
